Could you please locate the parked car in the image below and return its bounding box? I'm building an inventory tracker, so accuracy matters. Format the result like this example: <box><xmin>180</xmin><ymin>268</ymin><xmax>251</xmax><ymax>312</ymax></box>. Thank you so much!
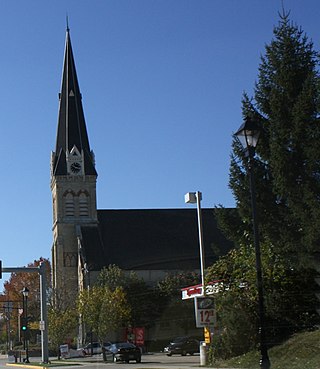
<box><xmin>68</xmin><ymin>348</ymin><xmax>85</xmax><ymax>358</ymax></box>
<box><xmin>60</xmin><ymin>344</ymin><xmax>85</xmax><ymax>359</ymax></box>
<box><xmin>163</xmin><ymin>336</ymin><xmax>199</xmax><ymax>356</ymax></box>
<box><xmin>82</xmin><ymin>341</ymin><xmax>112</xmax><ymax>355</ymax></box>
<box><xmin>108</xmin><ymin>342</ymin><xmax>142</xmax><ymax>363</ymax></box>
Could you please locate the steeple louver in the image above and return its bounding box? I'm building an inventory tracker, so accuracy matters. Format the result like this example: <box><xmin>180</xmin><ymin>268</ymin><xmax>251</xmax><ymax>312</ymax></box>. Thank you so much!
<box><xmin>52</xmin><ymin>28</ymin><xmax>97</xmax><ymax>177</ymax></box>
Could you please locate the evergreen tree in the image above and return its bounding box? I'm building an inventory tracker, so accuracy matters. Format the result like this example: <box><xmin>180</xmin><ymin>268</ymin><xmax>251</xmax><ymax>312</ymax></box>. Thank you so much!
<box><xmin>211</xmin><ymin>13</ymin><xmax>320</xmax><ymax>356</ymax></box>
<box><xmin>217</xmin><ymin>12</ymin><xmax>320</xmax><ymax>268</ymax></box>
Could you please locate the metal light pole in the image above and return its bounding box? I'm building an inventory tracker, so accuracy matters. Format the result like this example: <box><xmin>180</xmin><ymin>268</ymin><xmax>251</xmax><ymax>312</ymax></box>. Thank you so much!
<box><xmin>235</xmin><ymin>117</ymin><xmax>271</xmax><ymax>369</ymax></box>
<box><xmin>185</xmin><ymin>191</ymin><xmax>208</xmax><ymax>366</ymax></box>
<box><xmin>185</xmin><ymin>191</ymin><xmax>205</xmax><ymax>291</ymax></box>
<box><xmin>21</xmin><ymin>287</ymin><xmax>29</xmax><ymax>363</ymax></box>
<box><xmin>39</xmin><ymin>261</ymin><xmax>49</xmax><ymax>364</ymax></box>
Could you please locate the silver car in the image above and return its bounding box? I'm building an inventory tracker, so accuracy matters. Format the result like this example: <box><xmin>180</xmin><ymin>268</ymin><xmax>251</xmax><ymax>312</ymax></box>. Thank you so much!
<box><xmin>82</xmin><ymin>341</ymin><xmax>112</xmax><ymax>355</ymax></box>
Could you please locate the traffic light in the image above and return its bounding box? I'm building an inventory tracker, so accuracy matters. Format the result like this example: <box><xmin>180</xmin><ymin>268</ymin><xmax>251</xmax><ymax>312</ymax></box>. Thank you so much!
<box><xmin>21</xmin><ymin>317</ymin><xmax>28</xmax><ymax>332</ymax></box>
<box><xmin>0</xmin><ymin>260</ymin><xmax>2</xmax><ymax>279</ymax></box>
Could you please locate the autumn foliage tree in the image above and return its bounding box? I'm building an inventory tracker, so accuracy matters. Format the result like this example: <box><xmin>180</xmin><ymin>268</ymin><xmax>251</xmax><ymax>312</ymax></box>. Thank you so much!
<box><xmin>0</xmin><ymin>258</ymin><xmax>51</xmax><ymax>345</ymax></box>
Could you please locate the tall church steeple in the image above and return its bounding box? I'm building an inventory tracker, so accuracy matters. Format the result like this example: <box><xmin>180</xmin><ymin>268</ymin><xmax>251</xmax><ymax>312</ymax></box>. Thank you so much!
<box><xmin>51</xmin><ymin>27</ymin><xmax>98</xmax><ymax>302</ymax></box>
<box><xmin>52</xmin><ymin>27</ymin><xmax>97</xmax><ymax>177</ymax></box>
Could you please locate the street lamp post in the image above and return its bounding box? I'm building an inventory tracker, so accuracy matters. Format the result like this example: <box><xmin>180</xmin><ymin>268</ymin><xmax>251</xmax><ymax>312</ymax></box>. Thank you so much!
<box><xmin>185</xmin><ymin>191</ymin><xmax>209</xmax><ymax>366</ymax></box>
<box><xmin>21</xmin><ymin>287</ymin><xmax>29</xmax><ymax>363</ymax></box>
<box><xmin>235</xmin><ymin>117</ymin><xmax>271</xmax><ymax>369</ymax></box>
<box><xmin>185</xmin><ymin>191</ymin><xmax>205</xmax><ymax>291</ymax></box>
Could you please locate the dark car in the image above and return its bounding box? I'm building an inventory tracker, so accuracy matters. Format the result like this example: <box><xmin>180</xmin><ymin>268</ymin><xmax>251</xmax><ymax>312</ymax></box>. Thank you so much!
<box><xmin>164</xmin><ymin>336</ymin><xmax>199</xmax><ymax>356</ymax></box>
<box><xmin>108</xmin><ymin>342</ymin><xmax>142</xmax><ymax>363</ymax></box>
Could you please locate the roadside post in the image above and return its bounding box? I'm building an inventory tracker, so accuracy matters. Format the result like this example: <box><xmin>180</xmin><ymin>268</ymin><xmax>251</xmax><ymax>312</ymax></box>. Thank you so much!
<box><xmin>185</xmin><ymin>191</ymin><xmax>207</xmax><ymax>364</ymax></box>
<box><xmin>194</xmin><ymin>296</ymin><xmax>215</xmax><ymax>365</ymax></box>
<box><xmin>181</xmin><ymin>282</ymin><xmax>219</xmax><ymax>365</ymax></box>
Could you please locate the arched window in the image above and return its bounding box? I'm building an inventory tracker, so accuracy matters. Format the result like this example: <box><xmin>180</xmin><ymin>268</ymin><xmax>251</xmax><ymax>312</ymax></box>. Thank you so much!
<box><xmin>79</xmin><ymin>192</ymin><xmax>89</xmax><ymax>217</ymax></box>
<box><xmin>64</xmin><ymin>192</ymin><xmax>75</xmax><ymax>217</ymax></box>
<box><xmin>64</xmin><ymin>252</ymin><xmax>77</xmax><ymax>267</ymax></box>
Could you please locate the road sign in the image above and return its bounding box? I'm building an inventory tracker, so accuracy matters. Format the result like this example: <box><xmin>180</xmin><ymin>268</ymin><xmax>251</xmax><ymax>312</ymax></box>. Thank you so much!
<box><xmin>39</xmin><ymin>321</ymin><xmax>45</xmax><ymax>331</ymax></box>
<box><xmin>194</xmin><ymin>296</ymin><xmax>215</xmax><ymax>328</ymax></box>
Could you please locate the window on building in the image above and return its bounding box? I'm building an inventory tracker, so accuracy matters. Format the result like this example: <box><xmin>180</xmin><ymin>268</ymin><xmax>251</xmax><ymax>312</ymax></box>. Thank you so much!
<box><xmin>65</xmin><ymin>193</ymin><xmax>75</xmax><ymax>217</ymax></box>
<box><xmin>64</xmin><ymin>252</ymin><xmax>77</xmax><ymax>267</ymax></box>
<box><xmin>79</xmin><ymin>193</ymin><xmax>89</xmax><ymax>217</ymax></box>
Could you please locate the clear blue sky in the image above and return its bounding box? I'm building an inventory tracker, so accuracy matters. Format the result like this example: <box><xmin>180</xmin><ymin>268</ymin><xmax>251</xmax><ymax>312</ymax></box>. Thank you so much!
<box><xmin>0</xmin><ymin>0</ymin><xmax>319</xmax><ymax>292</ymax></box>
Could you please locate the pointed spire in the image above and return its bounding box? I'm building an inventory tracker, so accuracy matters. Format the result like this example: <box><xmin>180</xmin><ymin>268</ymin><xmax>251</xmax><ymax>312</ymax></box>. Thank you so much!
<box><xmin>52</xmin><ymin>27</ymin><xmax>97</xmax><ymax>176</ymax></box>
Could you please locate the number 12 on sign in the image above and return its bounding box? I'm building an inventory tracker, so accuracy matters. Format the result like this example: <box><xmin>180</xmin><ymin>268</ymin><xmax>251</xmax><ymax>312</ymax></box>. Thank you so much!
<box><xmin>200</xmin><ymin>309</ymin><xmax>214</xmax><ymax>323</ymax></box>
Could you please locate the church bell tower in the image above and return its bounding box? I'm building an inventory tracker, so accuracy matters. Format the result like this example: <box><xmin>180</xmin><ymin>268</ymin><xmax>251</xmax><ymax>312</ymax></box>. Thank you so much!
<box><xmin>51</xmin><ymin>27</ymin><xmax>98</xmax><ymax>301</ymax></box>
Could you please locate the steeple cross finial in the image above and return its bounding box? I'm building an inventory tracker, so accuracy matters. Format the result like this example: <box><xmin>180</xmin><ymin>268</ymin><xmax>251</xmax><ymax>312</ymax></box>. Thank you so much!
<box><xmin>66</xmin><ymin>14</ymin><xmax>70</xmax><ymax>32</ymax></box>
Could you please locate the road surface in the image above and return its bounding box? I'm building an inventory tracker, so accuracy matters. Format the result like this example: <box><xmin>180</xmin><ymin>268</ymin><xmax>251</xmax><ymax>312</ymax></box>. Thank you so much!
<box><xmin>1</xmin><ymin>353</ymin><xmax>202</xmax><ymax>369</ymax></box>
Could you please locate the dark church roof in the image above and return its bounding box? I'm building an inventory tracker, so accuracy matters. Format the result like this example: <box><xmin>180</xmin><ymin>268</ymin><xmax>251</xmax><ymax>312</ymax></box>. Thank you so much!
<box><xmin>52</xmin><ymin>28</ymin><xmax>96</xmax><ymax>176</ymax></box>
<box><xmin>80</xmin><ymin>208</ymin><xmax>233</xmax><ymax>272</ymax></box>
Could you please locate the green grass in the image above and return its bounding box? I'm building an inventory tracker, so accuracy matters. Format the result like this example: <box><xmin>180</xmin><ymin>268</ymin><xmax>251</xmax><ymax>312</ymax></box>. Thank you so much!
<box><xmin>211</xmin><ymin>329</ymin><xmax>320</xmax><ymax>369</ymax></box>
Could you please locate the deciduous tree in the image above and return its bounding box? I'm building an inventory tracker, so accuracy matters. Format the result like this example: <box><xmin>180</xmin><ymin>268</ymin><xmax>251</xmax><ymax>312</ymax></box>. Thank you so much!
<box><xmin>157</xmin><ymin>272</ymin><xmax>200</xmax><ymax>335</ymax></box>
<box><xmin>48</xmin><ymin>307</ymin><xmax>77</xmax><ymax>359</ymax></box>
<box><xmin>77</xmin><ymin>285</ymin><xmax>130</xmax><ymax>360</ymax></box>
<box><xmin>1</xmin><ymin>258</ymin><xmax>51</xmax><ymax>344</ymax></box>
<box><xmin>97</xmin><ymin>265</ymin><xmax>162</xmax><ymax>329</ymax></box>
<box><xmin>206</xmin><ymin>243</ymin><xmax>318</xmax><ymax>359</ymax></box>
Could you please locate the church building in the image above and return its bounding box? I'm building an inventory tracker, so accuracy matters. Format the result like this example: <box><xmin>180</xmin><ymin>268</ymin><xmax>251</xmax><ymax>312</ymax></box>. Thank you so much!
<box><xmin>50</xmin><ymin>28</ymin><xmax>232</xmax><ymax>309</ymax></box>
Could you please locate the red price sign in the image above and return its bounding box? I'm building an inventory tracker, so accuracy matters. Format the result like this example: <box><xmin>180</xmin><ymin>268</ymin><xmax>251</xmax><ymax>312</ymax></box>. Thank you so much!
<box><xmin>194</xmin><ymin>297</ymin><xmax>215</xmax><ymax>328</ymax></box>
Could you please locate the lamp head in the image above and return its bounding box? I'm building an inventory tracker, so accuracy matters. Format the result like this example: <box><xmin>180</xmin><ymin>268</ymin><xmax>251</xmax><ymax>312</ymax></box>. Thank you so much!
<box><xmin>234</xmin><ymin>116</ymin><xmax>261</xmax><ymax>153</ymax></box>
<box><xmin>22</xmin><ymin>287</ymin><xmax>29</xmax><ymax>297</ymax></box>
<box><xmin>185</xmin><ymin>192</ymin><xmax>197</xmax><ymax>204</ymax></box>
